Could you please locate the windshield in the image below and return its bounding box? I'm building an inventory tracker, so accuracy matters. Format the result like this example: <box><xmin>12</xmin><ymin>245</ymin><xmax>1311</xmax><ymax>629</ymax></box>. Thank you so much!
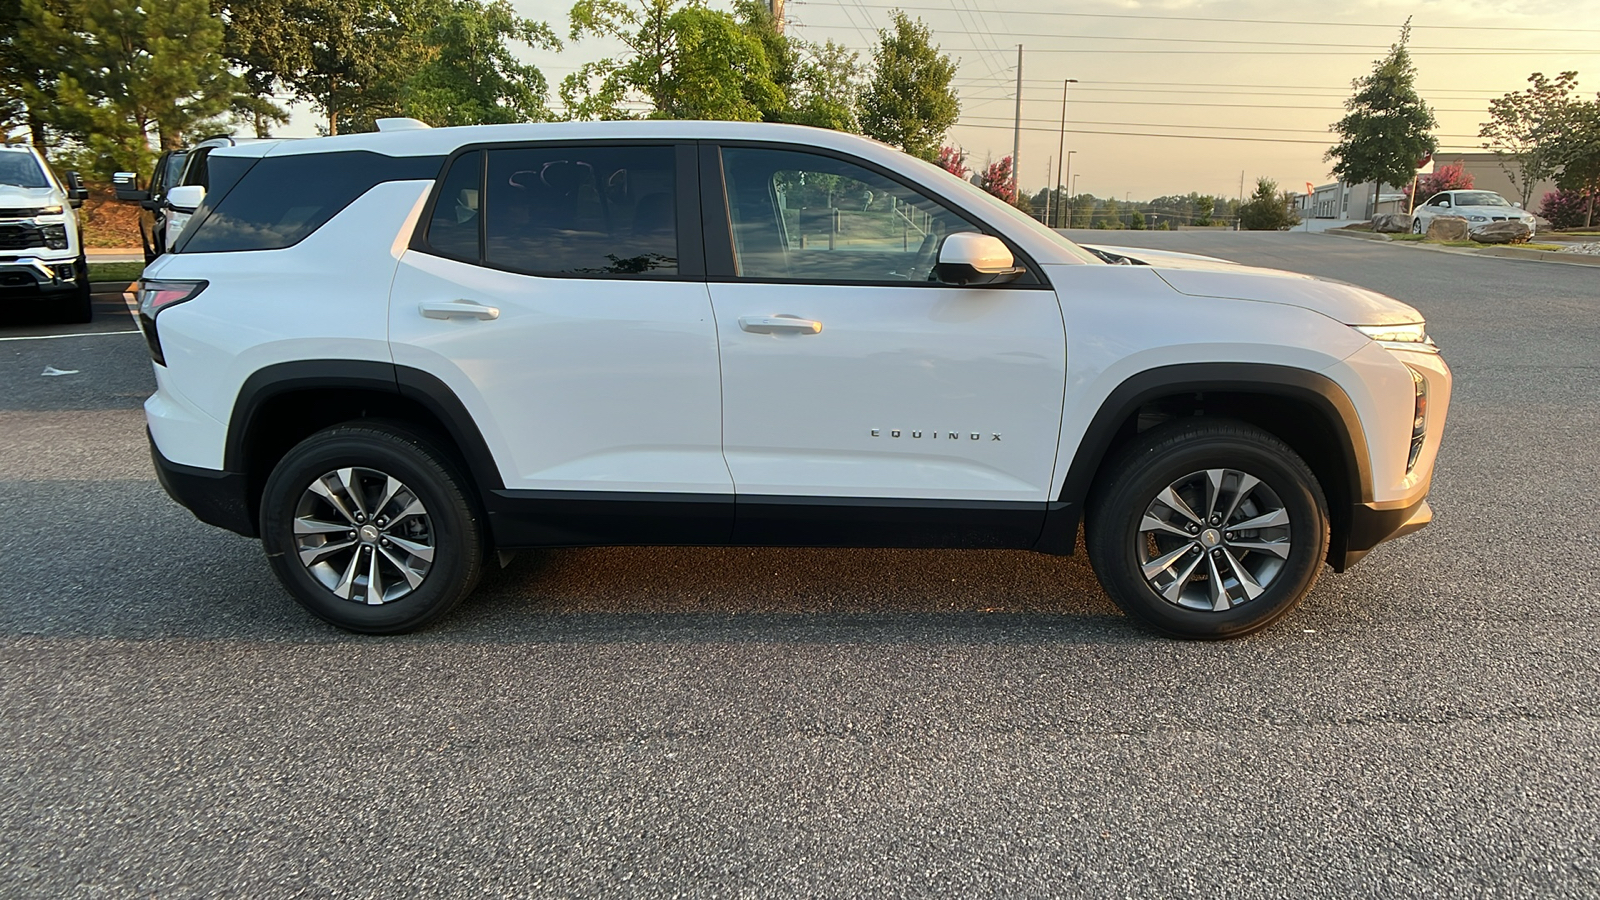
<box><xmin>0</xmin><ymin>150</ymin><xmax>50</xmax><ymax>188</ymax></box>
<box><xmin>1454</xmin><ymin>191</ymin><xmax>1510</xmax><ymax>207</ymax></box>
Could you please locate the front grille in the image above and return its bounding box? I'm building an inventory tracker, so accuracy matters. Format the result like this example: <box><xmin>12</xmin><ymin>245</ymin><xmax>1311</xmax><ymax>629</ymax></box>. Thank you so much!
<box><xmin>0</xmin><ymin>207</ymin><xmax>42</xmax><ymax>218</ymax></box>
<box><xmin>0</xmin><ymin>224</ymin><xmax>46</xmax><ymax>250</ymax></box>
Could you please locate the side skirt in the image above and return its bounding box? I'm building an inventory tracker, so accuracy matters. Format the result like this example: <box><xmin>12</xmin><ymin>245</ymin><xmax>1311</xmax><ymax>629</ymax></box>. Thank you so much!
<box><xmin>486</xmin><ymin>491</ymin><xmax>1050</xmax><ymax>551</ymax></box>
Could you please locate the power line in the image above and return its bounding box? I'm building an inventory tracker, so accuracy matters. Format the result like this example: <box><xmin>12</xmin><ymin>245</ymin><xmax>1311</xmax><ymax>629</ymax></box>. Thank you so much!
<box><xmin>955</xmin><ymin>119</ymin><xmax>1483</xmax><ymax>152</ymax></box>
<box><xmin>954</xmin><ymin>78</ymin><xmax>1519</xmax><ymax>94</ymax></box>
<box><xmin>790</xmin><ymin>2</ymin><xmax>1600</xmax><ymax>34</ymax></box>
<box><xmin>956</xmin><ymin>113</ymin><xmax>1484</xmax><ymax>140</ymax></box>
<box><xmin>796</xmin><ymin>22</ymin><xmax>1598</xmax><ymax>52</ymax></box>
<box><xmin>948</xmin><ymin>82</ymin><xmax>1506</xmax><ymax>98</ymax></box>
<box><xmin>939</xmin><ymin>45</ymin><xmax>1598</xmax><ymax>56</ymax></box>
<box><xmin>955</xmin><ymin>96</ymin><xmax>1492</xmax><ymax>113</ymax></box>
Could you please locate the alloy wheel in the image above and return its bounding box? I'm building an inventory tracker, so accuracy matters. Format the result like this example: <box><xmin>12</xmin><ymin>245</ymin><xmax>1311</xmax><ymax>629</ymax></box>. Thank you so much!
<box><xmin>1136</xmin><ymin>468</ymin><xmax>1292</xmax><ymax>612</ymax></box>
<box><xmin>292</xmin><ymin>467</ymin><xmax>435</xmax><ymax>605</ymax></box>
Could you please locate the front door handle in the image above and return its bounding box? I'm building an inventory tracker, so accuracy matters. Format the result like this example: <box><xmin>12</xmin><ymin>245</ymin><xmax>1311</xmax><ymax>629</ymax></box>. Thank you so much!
<box><xmin>419</xmin><ymin>299</ymin><xmax>500</xmax><ymax>321</ymax></box>
<box><xmin>738</xmin><ymin>314</ymin><xmax>822</xmax><ymax>335</ymax></box>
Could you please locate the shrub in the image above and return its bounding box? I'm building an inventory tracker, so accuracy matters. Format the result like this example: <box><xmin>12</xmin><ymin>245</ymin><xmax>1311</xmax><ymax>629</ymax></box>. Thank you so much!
<box><xmin>1539</xmin><ymin>188</ymin><xmax>1596</xmax><ymax>230</ymax></box>
<box><xmin>1404</xmin><ymin>159</ymin><xmax>1474</xmax><ymax>204</ymax></box>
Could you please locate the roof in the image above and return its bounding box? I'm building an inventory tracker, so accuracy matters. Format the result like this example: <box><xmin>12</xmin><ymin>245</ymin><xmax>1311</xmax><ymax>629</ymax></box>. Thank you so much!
<box><xmin>218</xmin><ymin>120</ymin><xmax>898</xmax><ymax>162</ymax></box>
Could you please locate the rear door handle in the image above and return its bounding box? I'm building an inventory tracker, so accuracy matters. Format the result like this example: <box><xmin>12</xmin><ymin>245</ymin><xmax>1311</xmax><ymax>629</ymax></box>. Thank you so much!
<box><xmin>419</xmin><ymin>299</ymin><xmax>499</xmax><ymax>321</ymax></box>
<box><xmin>738</xmin><ymin>314</ymin><xmax>822</xmax><ymax>334</ymax></box>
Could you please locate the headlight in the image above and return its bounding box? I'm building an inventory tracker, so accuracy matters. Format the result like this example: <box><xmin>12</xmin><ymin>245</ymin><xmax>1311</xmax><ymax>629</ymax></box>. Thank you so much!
<box><xmin>1406</xmin><ymin>366</ymin><xmax>1428</xmax><ymax>472</ymax></box>
<box><xmin>39</xmin><ymin>204</ymin><xmax>63</xmax><ymax>215</ymax></box>
<box><xmin>41</xmin><ymin>224</ymin><xmax>68</xmax><ymax>249</ymax></box>
<box><xmin>1467</xmin><ymin>215</ymin><xmax>1487</xmax><ymax>221</ymax></box>
<box><xmin>1353</xmin><ymin>322</ymin><xmax>1438</xmax><ymax>352</ymax></box>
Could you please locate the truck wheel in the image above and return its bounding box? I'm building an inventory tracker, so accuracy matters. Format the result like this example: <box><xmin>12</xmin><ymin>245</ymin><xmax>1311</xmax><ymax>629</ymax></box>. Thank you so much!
<box><xmin>1086</xmin><ymin>420</ymin><xmax>1329</xmax><ymax>639</ymax></box>
<box><xmin>260</xmin><ymin>423</ymin><xmax>483</xmax><ymax>634</ymax></box>
<box><xmin>62</xmin><ymin>257</ymin><xmax>92</xmax><ymax>323</ymax></box>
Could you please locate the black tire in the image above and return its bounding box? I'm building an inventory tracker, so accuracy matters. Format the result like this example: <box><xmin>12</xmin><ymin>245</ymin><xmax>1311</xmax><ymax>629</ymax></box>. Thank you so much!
<box><xmin>260</xmin><ymin>423</ymin><xmax>484</xmax><ymax>633</ymax></box>
<box><xmin>62</xmin><ymin>256</ymin><xmax>92</xmax><ymax>324</ymax></box>
<box><xmin>1085</xmin><ymin>420</ymin><xmax>1329</xmax><ymax>639</ymax></box>
<box><xmin>1412</xmin><ymin>217</ymin><xmax>1424</xmax><ymax>235</ymax></box>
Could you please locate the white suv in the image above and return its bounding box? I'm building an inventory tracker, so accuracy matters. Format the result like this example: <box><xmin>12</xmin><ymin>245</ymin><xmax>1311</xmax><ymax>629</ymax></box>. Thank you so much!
<box><xmin>0</xmin><ymin>141</ymin><xmax>91</xmax><ymax>322</ymax></box>
<box><xmin>141</xmin><ymin>120</ymin><xmax>1451</xmax><ymax>638</ymax></box>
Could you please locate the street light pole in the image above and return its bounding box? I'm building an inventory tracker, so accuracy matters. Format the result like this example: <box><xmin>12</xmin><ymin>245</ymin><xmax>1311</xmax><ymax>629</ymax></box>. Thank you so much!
<box><xmin>1054</xmin><ymin>78</ymin><xmax>1077</xmax><ymax>229</ymax></box>
<box><xmin>1062</xmin><ymin>150</ymin><xmax>1076</xmax><ymax>228</ymax></box>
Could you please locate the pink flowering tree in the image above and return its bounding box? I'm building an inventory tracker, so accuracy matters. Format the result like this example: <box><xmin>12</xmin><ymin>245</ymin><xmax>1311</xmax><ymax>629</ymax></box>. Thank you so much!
<box><xmin>937</xmin><ymin>145</ymin><xmax>969</xmax><ymax>179</ymax></box>
<box><xmin>979</xmin><ymin>155</ymin><xmax>1017</xmax><ymax>204</ymax></box>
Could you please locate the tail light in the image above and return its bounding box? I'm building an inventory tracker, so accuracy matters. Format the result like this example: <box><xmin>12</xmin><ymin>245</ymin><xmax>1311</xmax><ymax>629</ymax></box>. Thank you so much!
<box><xmin>136</xmin><ymin>279</ymin><xmax>207</xmax><ymax>366</ymax></box>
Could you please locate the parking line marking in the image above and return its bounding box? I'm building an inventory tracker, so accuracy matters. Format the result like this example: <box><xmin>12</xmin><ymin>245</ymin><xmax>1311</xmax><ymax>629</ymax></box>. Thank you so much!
<box><xmin>0</xmin><ymin>330</ymin><xmax>139</xmax><ymax>342</ymax></box>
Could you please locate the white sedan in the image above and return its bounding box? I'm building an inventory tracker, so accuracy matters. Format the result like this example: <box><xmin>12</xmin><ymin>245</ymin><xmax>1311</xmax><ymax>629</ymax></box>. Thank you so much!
<box><xmin>1412</xmin><ymin>190</ymin><xmax>1537</xmax><ymax>235</ymax></box>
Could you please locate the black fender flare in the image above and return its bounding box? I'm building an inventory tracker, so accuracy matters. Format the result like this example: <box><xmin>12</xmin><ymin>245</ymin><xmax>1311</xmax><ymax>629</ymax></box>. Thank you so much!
<box><xmin>1035</xmin><ymin>362</ymin><xmax>1372</xmax><ymax>556</ymax></box>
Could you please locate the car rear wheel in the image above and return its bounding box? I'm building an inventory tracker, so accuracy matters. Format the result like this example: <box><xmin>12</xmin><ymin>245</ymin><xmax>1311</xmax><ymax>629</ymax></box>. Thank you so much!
<box><xmin>1411</xmin><ymin>217</ymin><xmax>1423</xmax><ymax>234</ymax></box>
<box><xmin>1086</xmin><ymin>420</ymin><xmax>1329</xmax><ymax>639</ymax></box>
<box><xmin>260</xmin><ymin>423</ymin><xmax>483</xmax><ymax>633</ymax></box>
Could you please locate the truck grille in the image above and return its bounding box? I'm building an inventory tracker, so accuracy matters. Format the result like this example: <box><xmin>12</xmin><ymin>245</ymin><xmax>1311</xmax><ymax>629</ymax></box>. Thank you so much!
<box><xmin>0</xmin><ymin>207</ymin><xmax>43</xmax><ymax>218</ymax></box>
<box><xmin>0</xmin><ymin>224</ymin><xmax>46</xmax><ymax>250</ymax></box>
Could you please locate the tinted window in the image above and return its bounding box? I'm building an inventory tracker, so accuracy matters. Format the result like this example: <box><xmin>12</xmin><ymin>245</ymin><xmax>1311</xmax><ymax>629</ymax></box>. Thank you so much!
<box><xmin>179</xmin><ymin>151</ymin><xmax>443</xmax><ymax>253</ymax></box>
<box><xmin>719</xmin><ymin>147</ymin><xmax>982</xmax><ymax>282</ymax></box>
<box><xmin>425</xmin><ymin>151</ymin><xmax>482</xmax><ymax>262</ymax></box>
<box><xmin>484</xmin><ymin>145</ymin><xmax>677</xmax><ymax>276</ymax></box>
<box><xmin>181</xmin><ymin>147</ymin><xmax>213</xmax><ymax>188</ymax></box>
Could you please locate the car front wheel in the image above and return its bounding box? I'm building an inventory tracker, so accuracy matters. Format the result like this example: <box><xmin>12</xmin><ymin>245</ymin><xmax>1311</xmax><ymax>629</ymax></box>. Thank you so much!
<box><xmin>260</xmin><ymin>423</ymin><xmax>484</xmax><ymax>633</ymax></box>
<box><xmin>1086</xmin><ymin>420</ymin><xmax>1329</xmax><ymax>639</ymax></box>
<box><xmin>1411</xmin><ymin>217</ymin><xmax>1424</xmax><ymax>234</ymax></box>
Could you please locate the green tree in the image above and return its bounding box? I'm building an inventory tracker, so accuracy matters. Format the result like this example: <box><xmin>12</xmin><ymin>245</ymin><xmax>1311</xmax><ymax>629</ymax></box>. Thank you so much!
<box><xmin>1127</xmin><ymin>207</ymin><xmax>1145</xmax><ymax>230</ymax></box>
<box><xmin>398</xmin><ymin>0</ymin><xmax>559</xmax><ymax>126</ymax></box>
<box><xmin>858</xmin><ymin>11</ymin><xmax>958</xmax><ymax>161</ymax></box>
<box><xmin>1326</xmin><ymin>21</ymin><xmax>1437</xmax><ymax>202</ymax></box>
<box><xmin>1479</xmin><ymin>72</ymin><xmax>1581</xmax><ymax>208</ymax></box>
<box><xmin>1097</xmin><ymin>196</ymin><xmax>1123</xmax><ymax>229</ymax></box>
<box><xmin>20</xmin><ymin>0</ymin><xmax>243</xmax><ymax>174</ymax></box>
<box><xmin>1545</xmin><ymin>94</ymin><xmax>1600</xmax><ymax>226</ymax></box>
<box><xmin>210</xmin><ymin>0</ymin><xmax>296</xmax><ymax>136</ymax></box>
<box><xmin>1238</xmin><ymin>177</ymin><xmax>1299</xmax><ymax>230</ymax></box>
<box><xmin>1193</xmin><ymin>195</ymin><xmax>1215</xmax><ymax>226</ymax></box>
<box><xmin>563</xmin><ymin>0</ymin><xmax>782</xmax><ymax>122</ymax></box>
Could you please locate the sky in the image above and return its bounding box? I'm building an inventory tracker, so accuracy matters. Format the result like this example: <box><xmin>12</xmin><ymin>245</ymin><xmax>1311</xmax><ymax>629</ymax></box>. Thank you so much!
<box><xmin>287</xmin><ymin>0</ymin><xmax>1600</xmax><ymax>200</ymax></box>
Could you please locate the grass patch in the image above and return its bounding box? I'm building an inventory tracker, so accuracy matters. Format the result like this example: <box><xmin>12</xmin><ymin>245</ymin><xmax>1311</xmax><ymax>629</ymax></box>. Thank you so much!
<box><xmin>87</xmin><ymin>261</ymin><xmax>145</xmax><ymax>284</ymax></box>
<box><xmin>1389</xmin><ymin>233</ymin><xmax>1427</xmax><ymax>241</ymax></box>
<box><xmin>1523</xmin><ymin>242</ymin><xmax>1566</xmax><ymax>251</ymax></box>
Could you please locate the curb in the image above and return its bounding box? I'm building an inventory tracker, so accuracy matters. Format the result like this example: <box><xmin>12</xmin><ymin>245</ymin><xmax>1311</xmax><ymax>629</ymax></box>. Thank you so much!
<box><xmin>89</xmin><ymin>281</ymin><xmax>137</xmax><ymax>293</ymax></box>
<box><xmin>1320</xmin><ymin>229</ymin><xmax>1600</xmax><ymax>266</ymax></box>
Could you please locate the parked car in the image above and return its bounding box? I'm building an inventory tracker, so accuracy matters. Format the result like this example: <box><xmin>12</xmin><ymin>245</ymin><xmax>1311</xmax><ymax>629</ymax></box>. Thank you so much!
<box><xmin>140</xmin><ymin>119</ymin><xmax>1452</xmax><ymax>639</ymax></box>
<box><xmin>115</xmin><ymin>135</ymin><xmax>283</xmax><ymax>262</ymax></box>
<box><xmin>1411</xmin><ymin>190</ymin><xmax>1538</xmax><ymax>235</ymax></box>
<box><xmin>0</xmin><ymin>139</ymin><xmax>91</xmax><ymax>322</ymax></box>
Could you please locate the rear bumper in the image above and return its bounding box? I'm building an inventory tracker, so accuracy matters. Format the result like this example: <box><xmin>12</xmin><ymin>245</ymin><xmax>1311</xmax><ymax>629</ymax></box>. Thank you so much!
<box><xmin>1334</xmin><ymin>497</ymin><xmax>1432</xmax><ymax>571</ymax></box>
<box><xmin>149</xmin><ymin>430</ymin><xmax>257</xmax><ymax>537</ymax></box>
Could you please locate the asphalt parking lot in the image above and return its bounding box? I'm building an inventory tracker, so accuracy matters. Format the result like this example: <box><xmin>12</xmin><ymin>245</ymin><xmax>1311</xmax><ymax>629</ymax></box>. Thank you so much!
<box><xmin>2</xmin><ymin>233</ymin><xmax>1596</xmax><ymax>897</ymax></box>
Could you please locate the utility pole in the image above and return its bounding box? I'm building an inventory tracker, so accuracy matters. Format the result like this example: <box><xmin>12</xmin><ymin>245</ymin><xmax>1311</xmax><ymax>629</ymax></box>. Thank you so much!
<box><xmin>771</xmin><ymin>0</ymin><xmax>784</xmax><ymax>31</ymax></box>
<box><xmin>1236</xmin><ymin>169</ymin><xmax>1245</xmax><ymax>231</ymax></box>
<box><xmin>1012</xmin><ymin>45</ymin><xmax>1023</xmax><ymax>189</ymax></box>
<box><xmin>1054</xmin><ymin>78</ymin><xmax>1077</xmax><ymax>228</ymax></box>
<box><xmin>1062</xmin><ymin>150</ymin><xmax>1076</xmax><ymax>228</ymax></box>
<box><xmin>1043</xmin><ymin>155</ymin><xmax>1052</xmax><ymax>224</ymax></box>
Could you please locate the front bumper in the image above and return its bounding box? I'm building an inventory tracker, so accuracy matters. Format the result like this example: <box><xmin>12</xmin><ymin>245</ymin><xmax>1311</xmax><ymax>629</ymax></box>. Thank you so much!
<box><xmin>0</xmin><ymin>256</ymin><xmax>81</xmax><ymax>298</ymax></box>
<box><xmin>1334</xmin><ymin>497</ymin><xmax>1432</xmax><ymax>571</ymax></box>
<box><xmin>149</xmin><ymin>430</ymin><xmax>258</xmax><ymax>537</ymax></box>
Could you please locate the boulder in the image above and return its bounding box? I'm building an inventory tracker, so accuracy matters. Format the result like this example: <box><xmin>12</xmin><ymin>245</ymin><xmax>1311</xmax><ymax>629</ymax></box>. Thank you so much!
<box><xmin>1469</xmin><ymin>220</ymin><xmax>1532</xmax><ymax>244</ymax></box>
<box><xmin>1425</xmin><ymin>216</ymin><xmax>1470</xmax><ymax>242</ymax></box>
<box><xmin>1372</xmin><ymin>213</ymin><xmax>1413</xmax><ymax>234</ymax></box>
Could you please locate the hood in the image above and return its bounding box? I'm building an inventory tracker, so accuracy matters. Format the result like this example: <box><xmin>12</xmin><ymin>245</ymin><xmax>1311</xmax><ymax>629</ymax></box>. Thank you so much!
<box><xmin>1152</xmin><ymin>264</ymin><xmax>1423</xmax><ymax>326</ymax></box>
<box><xmin>1448</xmin><ymin>204</ymin><xmax>1534</xmax><ymax>219</ymax></box>
<box><xmin>0</xmin><ymin>185</ymin><xmax>62</xmax><ymax>211</ymax></box>
<box><xmin>1079</xmin><ymin>244</ymin><xmax>1240</xmax><ymax>268</ymax></box>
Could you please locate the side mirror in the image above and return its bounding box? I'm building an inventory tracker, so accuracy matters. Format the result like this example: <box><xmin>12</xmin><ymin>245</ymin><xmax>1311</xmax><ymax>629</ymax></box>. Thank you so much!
<box><xmin>64</xmin><ymin>170</ymin><xmax>89</xmax><ymax>207</ymax></box>
<box><xmin>112</xmin><ymin>171</ymin><xmax>149</xmax><ymax>203</ymax></box>
<box><xmin>165</xmin><ymin>184</ymin><xmax>205</xmax><ymax>212</ymax></box>
<box><xmin>934</xmin><ymin>233</ymin><xmax>1024</xmax><ymax>286</ymax></box>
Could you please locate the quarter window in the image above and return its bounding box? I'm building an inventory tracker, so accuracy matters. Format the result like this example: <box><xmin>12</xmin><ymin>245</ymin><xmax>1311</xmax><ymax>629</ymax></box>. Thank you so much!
<box><xmin>483</xmin><ymin>145</ymin><xmax>678</xmax><ymax>277</ymax></box>
<box><xmin>425</xmin><ymin>151</ymin><xmax>482</xmax><ymax>262</ymax></box>
<box><xmin>719</xmin><ymin>147</ymin><xmax>982</xmax><ymax>283</ymax></box>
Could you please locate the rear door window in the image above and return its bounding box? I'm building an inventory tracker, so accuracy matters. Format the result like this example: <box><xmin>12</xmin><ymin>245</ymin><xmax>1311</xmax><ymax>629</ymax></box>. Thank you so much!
<box><xmin>481</xmin><ymin>145</ymin><xmax>678</xmax><ymax>277</ymax></box>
